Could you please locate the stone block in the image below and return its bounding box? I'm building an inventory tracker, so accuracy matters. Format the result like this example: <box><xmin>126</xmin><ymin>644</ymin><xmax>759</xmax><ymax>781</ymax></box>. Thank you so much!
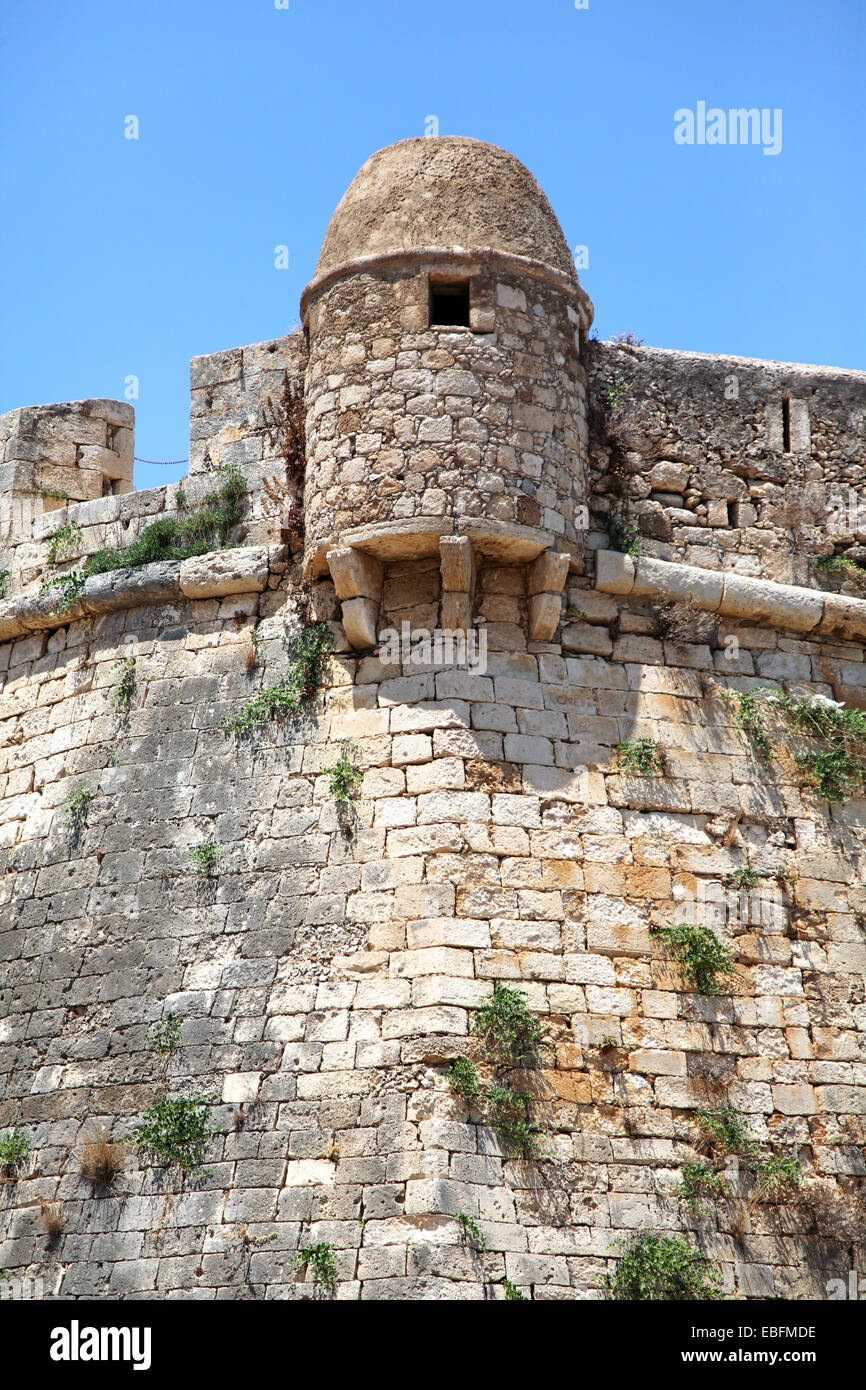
<box><xmin>326</xmin><ymin>546</ymin><xmax>384</xmax><ymax>600</ymax></box>
<box><xmin>439</xmin><ymin>536</ymin><xmax>475</xmax><ymax>592</ymax></box>
<box><xmin>528</xmin><ymin>592</ymin><xmax>562</xmax><ymax>642</ymax></box>
<box><xmin>179</xmin><ymin>547</ymin><xmax>269</xmax><ymax>598</ymax></box>
<box><xmin>440</xmin><ymin>591</ymin><xmax>472</xmax><ymax>631</ymax></box>
<box><xmin>341</xmin><ymin>597</ymin><xmax>380</xmax><ymax>649</ymax></box>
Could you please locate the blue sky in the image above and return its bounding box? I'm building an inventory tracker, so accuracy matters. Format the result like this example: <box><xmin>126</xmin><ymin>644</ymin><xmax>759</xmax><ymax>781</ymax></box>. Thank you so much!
<box><xmin>1</xmin><ymin>0</ymin><xmax>863</xmax><ymax>491</ymax></box>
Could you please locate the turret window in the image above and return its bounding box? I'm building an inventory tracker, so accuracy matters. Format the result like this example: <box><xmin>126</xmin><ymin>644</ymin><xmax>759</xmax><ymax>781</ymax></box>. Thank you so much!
<box><xmin>429</xmin><ymin>279</ymin><xmax>471</xmax><ymax>328</ymax></box>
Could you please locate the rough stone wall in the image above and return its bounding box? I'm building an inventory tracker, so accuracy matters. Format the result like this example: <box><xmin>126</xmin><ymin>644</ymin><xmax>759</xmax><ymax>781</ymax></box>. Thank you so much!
<box><xmin>303</xmin><ymin>267</ymin><xmax>587</xmax><ymax>567</ymax></box>
<box><xmin>1</xmin><ymin>546</ymin><xmax>864</xmax><ymax>1300</ymax></box>
<box><xmin>0</xmin><ymin>401</ymin><xmax>134</xmax><ymax>578</ymax></box>
<box><xmin>189</xmin><ymin>332</ymin><xmax>307</xmax><ymax>489</ymax></box>
<box><xmin>585</xmin><ymin>341</ymin><xmax>866</xmax><ymax>588</ymax></box>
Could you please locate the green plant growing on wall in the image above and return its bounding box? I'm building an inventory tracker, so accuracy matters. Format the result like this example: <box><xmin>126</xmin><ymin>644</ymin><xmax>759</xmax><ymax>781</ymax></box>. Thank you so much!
<box><xmin>39</xmin><ymin>571</ymin><xmax>86</xmax><ymax>613</ymax></box>
<box><xmin>472</xmin><ymin>983</ymin><xmax>543</xmax><ymax>1064</ymax></box>
<box><xmin>796</xmin><ymin>746</ymin><xmax>863</xmax><ymax>802</ymax></box>
<box><xmin>695</xmin><ymin>1106</ymin><xmax>761</xmax><ymax>1162</ymax></box>
<box><xmin>450</xmin><ymin>987</ymin><xmax>548</xmax><ymax>1164</ymax></box>
<box><xmin>148</xmin><ymin>1013</ymin><xmax>182</xmax><ymax>1055</ymax></box>
<box><xmin>485</xmin><ymin>1098</ymin><xmax>545</xmax><ymax>1160</ymax></box>
<box><xmin>606</xmin><ymin>511</ymin><xmax>642</xmax><ymax>556</ymax></box>
<box><xmin>725</xmin><ymin>867</ymin><xmax>761</xmax><ymax>890</ymax></box>
<box><xmin>109</xmin><ymin>656</ymin><xmax>136</xmax><ymax>713</ymax></box>
<box><xmin>45</xmin><ymin>520</ymin><xmax>83</xmax><ymax>566</ymax></box>
<box><xmin>223</xmin><ymin>622</ymin><xmax>334</xmax><ymax>734</ymax></box>
<box><xmin>693</xmin><ymin>1108</ymin><xmax>803</xmax><ymax>1205</ymax></box>
<box><xmin>61</xmin><ymin>787</ymin><xmax>92</xmax><ymax>833</ymax></box>
<box><xmin>294</xmin><ymin>1242</ymin><xmax>338</xmax><ymax>1294</ymax></box>
<box><xmin>40</xmin><ymin>486</ymin><xmax>71</xmax><ymax>502</ymax></box>
<box><xmin>83</xmin><ymin>467</ymin><xmax>246</xmax><ymax>577</ymax></box>
<box><xmin>327</xmin><ymin>742</ymin><xmax>362</xmax><ymax>804</ymax></box>
<box><xmin>770</xmin><ymin>690</ymin><xmax>866</xmax><ymax>799</ymax></box>
<box><xmin>604</xmin><ymin>1231</ymin><xmax>723</xmax><ymax>1301</ymax></box>
<box><xmin>614</xmin><ymin>738</ymin><xmax>664</xmax><ymax>776</ymax></box>
<box><xmin>755</xmin><ymin>1155</ymin><xmax>803</xmax><ymax>1201</ymax></box>
<box><xmin>135</xmin><ymin>1095</ymin><xmax>213</xmax><ymax>1173</ymax></box>
<box><xmin>731</xmin><ymin>688</ymin><xmax>773</xmax><ymax>764</ymax></box>
<box><xmin>654</xmin><ymin>922</ymin><xmax>736</xmax><ymax>996</ymax></box>
<box><xmin>731</xmin><ymin>687</ymin><xmax>866</xmax><ymax>801</ymax></box>
<box><xmin>455</xmin><ymin>1212</ymin><xmax>488</xmax><ymax>1252</ymax></box>
<box><xmin>814</xmin><ymin>552</ymin><xmax>866</xmax><ymax>581</ymax></box>
<box><xmin>675</xmin><ymin>1162</ymin><xmax>728</xmax><ymax>1213</ymax></box>
<box><xmin>0</xmin><ymin>569</ymin><xmax>9</xmax><ymax>599</ymax></box>
<box><xmin>0</xmin><ymin>1129</ymin><xmax>30</xmax><ymax>1177</ymax></box>
<box><xmin>502</xmin><ymin>1280</ymin><xmax>529</xmax><ymax>1301</ymax></box>
<box><xmin>189</xmin><ymin>841</ymin><xmax>220</xmax><ymax>877</ymax></box>
<box><xmin>448</xmin><ymin>1056</ymin><xmax>481</xmax><ymax>1103</ymax></box>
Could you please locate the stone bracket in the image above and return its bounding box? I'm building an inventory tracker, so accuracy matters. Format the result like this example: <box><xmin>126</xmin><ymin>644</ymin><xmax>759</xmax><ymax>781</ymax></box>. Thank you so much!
<box><xmin>528</xmin><ymin>549</ymin><xmax>570</xmax><ymax>642</ymax></box>
<box><xmin>439</xmin><ymin>536</ymin><xmax>475</xmax><ymax>633</ymax></box>
<box><xmin>326</xmin><ymin>545</ymin><xmax>383</xmax><ymax>650</ymax></box>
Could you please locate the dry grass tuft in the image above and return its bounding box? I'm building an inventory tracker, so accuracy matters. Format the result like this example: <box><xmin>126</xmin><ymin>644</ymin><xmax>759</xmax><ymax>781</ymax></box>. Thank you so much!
<box><xmin>78</xmin><ymin>1128</ymin><xmax>126</xmax><ymax>1188</ymax></box>
<box><xmin>40</xmin><ymin>1199</ymin><xmax>63</xmax><ymax>1239</ymax></box>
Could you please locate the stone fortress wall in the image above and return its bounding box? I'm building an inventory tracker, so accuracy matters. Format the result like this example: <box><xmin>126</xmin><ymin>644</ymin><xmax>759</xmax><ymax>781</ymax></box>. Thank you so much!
<box><xmin>0</xmin><ymin>137</ymin><xmax>864</xmax><ymax>1301</ymax></box>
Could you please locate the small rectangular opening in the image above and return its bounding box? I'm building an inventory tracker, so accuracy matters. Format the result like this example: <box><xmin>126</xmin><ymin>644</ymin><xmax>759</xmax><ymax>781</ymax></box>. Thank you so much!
<box><xmin>781</xmin><ymin>397</ymin><xmax>791</xmax><ymax>453</ymax></box>
<box><xmin>429</xmin><ymin>280</ymin><xmax>471</xmax><ymax>328</ymax></box>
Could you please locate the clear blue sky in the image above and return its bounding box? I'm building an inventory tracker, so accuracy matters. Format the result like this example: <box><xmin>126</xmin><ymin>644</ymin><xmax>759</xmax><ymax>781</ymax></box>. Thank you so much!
<box><xmin>1</xmin><ymin>0</ymin><xmax>863</xmax><ymax>491</ymax></box>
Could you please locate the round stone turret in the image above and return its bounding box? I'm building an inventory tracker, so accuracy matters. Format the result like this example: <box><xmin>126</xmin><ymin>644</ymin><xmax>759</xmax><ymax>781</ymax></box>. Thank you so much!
<box><xmin>300</xmin><ymin>137</ymin><xmax>593</xmax><ymax>581</ymax></box>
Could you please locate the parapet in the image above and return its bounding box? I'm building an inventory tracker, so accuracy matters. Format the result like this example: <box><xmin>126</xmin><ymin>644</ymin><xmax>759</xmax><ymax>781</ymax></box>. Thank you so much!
<box><xmin>0</xmin><ymin>399</ymin><xmax>134</xmax><ymax>543</ymax></box>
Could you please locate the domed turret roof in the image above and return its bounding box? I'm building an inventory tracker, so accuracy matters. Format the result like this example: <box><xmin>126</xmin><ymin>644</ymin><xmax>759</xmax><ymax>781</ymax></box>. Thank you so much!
<box><xmin>312</xmin><ymin>136</ymin><xmax>578</xmax><ymax>286</ymax></box>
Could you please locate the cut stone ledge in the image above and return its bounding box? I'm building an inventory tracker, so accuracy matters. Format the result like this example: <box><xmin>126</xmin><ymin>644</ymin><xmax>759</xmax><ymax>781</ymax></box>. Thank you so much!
<box><xmin>179</xmin><ymin>546</ymin><xmax>269</xmax><ymax>598</ymax></box>
<box><xmin>304</xmin><ymin>515</ymin><xmax>576</xmax><ymax>578</ymax></box>
<box><xmin>594</xmin><ymin>548</ymin><xmax>866</xmax><ymax>640</ymax></box>
<box><xmin>0</xmin><ymin>547</ymin><xmax>272</xmax><ymax>641</ymax></box>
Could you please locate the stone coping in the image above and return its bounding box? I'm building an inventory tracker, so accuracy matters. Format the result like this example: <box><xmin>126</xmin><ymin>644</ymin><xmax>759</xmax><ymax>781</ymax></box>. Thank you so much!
<box><xmin>304</xmin><ymin>516</ymin><xmax>583</xmax><ymax>579</ymax></box>
<box><xmin>596</xmin><ymin>549</ymin><xmax>866</xmax><ymax>642</ymax></box>
<box><xmin>0</xmin><ymin>546</ymin><xmax>277</xmax><ymax>643</ymax></box>
<box><xmin>300</xmin><ymin>246</ymin><xmax>594</xmax><ymax>327</ymax></box>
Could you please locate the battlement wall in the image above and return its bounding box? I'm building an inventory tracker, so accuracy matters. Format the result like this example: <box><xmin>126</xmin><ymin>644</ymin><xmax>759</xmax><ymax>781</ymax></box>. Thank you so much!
<box><xmin>586</xmin><ymin>342</ymin><xmax>866</xmax><ymax>588</ymax></box>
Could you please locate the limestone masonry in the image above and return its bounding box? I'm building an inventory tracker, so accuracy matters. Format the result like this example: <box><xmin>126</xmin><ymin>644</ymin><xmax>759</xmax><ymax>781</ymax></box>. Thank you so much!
<box><xmin>1</xmin><ymin>137</ymin><xmax>864</xmax><ymax>1301</ymax></box>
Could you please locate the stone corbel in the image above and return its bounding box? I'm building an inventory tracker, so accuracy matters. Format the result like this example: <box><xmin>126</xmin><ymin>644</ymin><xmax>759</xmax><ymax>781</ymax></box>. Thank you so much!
<box><xmin>527</xmin><ymin>549</ymin><xmax>571</xmax><ymax>641</ymax></box>
<box><xmin>439</xmin><ymin>535</ymin><xmax>475</xmax><ymax>632</ymax></box>
<box><xmin>326</xmin><ymin>546</ymin><xmax>383</xmax><ymax>649</ymax></box>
